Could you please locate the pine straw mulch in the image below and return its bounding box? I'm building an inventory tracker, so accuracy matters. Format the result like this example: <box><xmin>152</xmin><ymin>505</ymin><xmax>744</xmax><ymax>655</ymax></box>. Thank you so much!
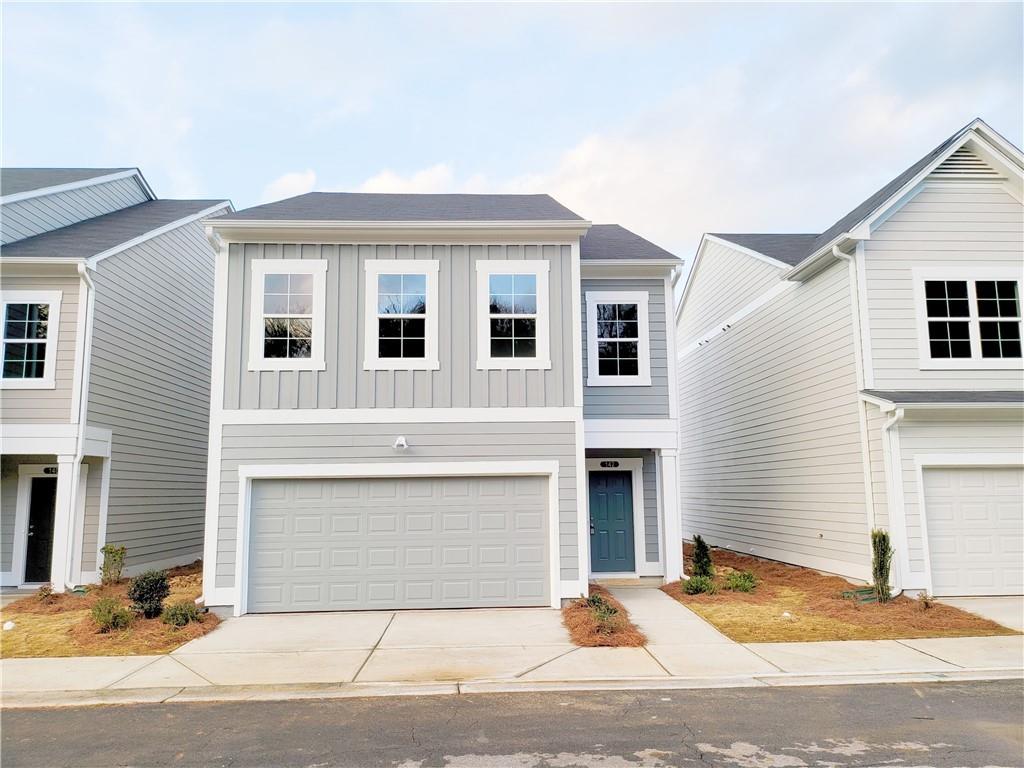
<box><xmin>662</xmin><ymin>545</ymin><xmax>1020</xmax><ymax>643</ymax></box>
<box><xmin>0</xmin><ymin>561</ymin><xmax>220</xmax><ymax>658</ymax></box>
<box><xmin>562</xmin><ymin>584</ymin><xmax>647</xmax><ymax>647</ymax></box>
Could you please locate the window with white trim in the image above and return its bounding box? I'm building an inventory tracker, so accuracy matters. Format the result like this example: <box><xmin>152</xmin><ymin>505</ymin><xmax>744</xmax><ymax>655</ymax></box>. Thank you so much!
<box><xmin>0</xmin><ymin>291</ymin><xmax>61</xmax><ymax>389</ymax></box>
<box><xmin>916</xmin><ymin>272</ymin><xmax>1023</xmax><ymax>368</ymax></box>
<box><xmin>249</xmin><ymin>260</ymin><xmax>327</xmax><ymax>371</ymax></box>
<box><xmin>363</xmin><ymin>260</ymin><xmax>439</xmax><ymax>370</ymax></box>
<box><xmin>475</xmin><ymin>260</ymin><xmax>550</xmax><ymax>370</ymax></box>
<box><xmin>586</xmin><ymin>291</ymin><xmax>651</xmax><ymax>386</ymax></box>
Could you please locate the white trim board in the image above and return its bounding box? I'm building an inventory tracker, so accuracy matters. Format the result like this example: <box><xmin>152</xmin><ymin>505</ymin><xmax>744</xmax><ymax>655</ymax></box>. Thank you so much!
<box><xmin>232</xmin><ymin>460</ymin><xmax>563</xmax><ymax>616</ymax></box>
<box><xmin>584</xmin><ymin>418</ymin><xmax>678</xmax><ymax>450</ymax></box>
<box><xmin>586</xmin><ymin>457</ymin><xmax>661</xmax><ymax>577</ymax></box>
<box><xmin>218</xmin><ymin>406</ymin><xmax>581</xmax><ymax>425</ymax></box>
<box><xmin>677</xmin><ymin>280</ymin><xmax>796</xmax><ymax>360</ymax></box>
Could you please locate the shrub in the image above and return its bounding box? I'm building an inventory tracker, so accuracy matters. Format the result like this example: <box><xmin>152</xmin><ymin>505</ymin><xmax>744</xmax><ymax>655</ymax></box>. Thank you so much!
<box><xmin>100</xmin><ymin>545</ymin><xmax>127</xmax><ymax>585</ymax></box>
<box><xmin>871</xmin><ymin>529</ymin><xmax>893</xmax><ymax>604</ymax></box>
<box><xmin>127</xmin><ymin>570</ymin><xmax>170</xmax><ymax>618</ymax></box>
<box><xmin>691</xmin><ymin>535</ymin><xmax>714</xmax><ymax>579</ymax></box>
<box><xmin>725</xmin><ymin>570</ymin><xmax>757</xmax><ymax>593</ymax></box>
<box><xmin>684</xmin><ymin>575</ymin><xmax>717</xmax><ymax>595</ymax></box>
<box><xmin>917</xmin><ymin>592</ymin><xmax>934</xmax><ymax>611</ymax></box>
<box><xmin>162</xmin><ymin>600</ymin><xmax>202</xmax><ymax>627</ymax></box>
<box><xmin>35</xmin><ymin>584</ymin><xmax>56</xmax><ymax>604</ymax></box>
<box><xmin>92</xmin><ymin>597</ymin><xmax>133</xmax><ymax>632</ymax></box>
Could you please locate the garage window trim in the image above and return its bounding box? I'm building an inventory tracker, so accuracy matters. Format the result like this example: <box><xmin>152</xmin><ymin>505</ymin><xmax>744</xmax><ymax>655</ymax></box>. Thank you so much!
<box><xmin>913</xmin><ymin>269</ymin><xmax>1023</xmax><ymax>370</ymax></box>
<box><xmin>0</xmin><ymin>290</ymin><xmax>62</xmax><ymax>390</ymax></box>
<box><xmin>248</xmin><ymin>260</ymin><xmax>328</xmax><ymax>372</ymax></box>
<box><xmin>475</xmin><ymin>260</ymin><xmax>551</xmax><ymax>370</ymax></box>
<box><xmin>364</xmin><ymin>260</ymin><xmax>440</xmax><ymax>371</ymax></box>
<box><xmin>585</xmin><ymin>290</ymin><xmax>652</xmax><ymax>387</ymax></box>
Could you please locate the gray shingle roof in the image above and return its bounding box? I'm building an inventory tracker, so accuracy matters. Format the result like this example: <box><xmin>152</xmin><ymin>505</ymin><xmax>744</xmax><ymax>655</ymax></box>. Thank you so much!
<box><xmin>1</xmin><ymin>200</ymin><xmax>227</xmax><ymax>260</ymax></box>
<box><xmin>0</xmin><ymin>168</ymin><xmax>133</xmax><ymax>197</ymax></box>
<box><xmin>708</xmin><ymin>233</ymin><xmax>817</xmax><ymax>267</ymax></box>
<box><xmin>220</xmin><ymin>192</ymin><xmax>584</xmax><ymax>222</ymax></box>
<box><xmin>863</xmin><ymin>389</ymin><xmax>1024</xmax><ymax>405</ymax></box>
<box><xmin>581</xmin><ymin>224</ymin><xmax>679</xmax><ymax>262</ymax></box>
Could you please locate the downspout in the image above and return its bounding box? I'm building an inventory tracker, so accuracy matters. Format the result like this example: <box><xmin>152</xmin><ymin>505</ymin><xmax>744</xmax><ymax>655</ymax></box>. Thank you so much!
<box><xmin>881</xmin><ymin>407</ymin><xmax>905</xmax><ymax>598</ymax></box>
<box><xmin>62</xmin><ymin>263</ymin><xmax>96</xmax><ymax>589</ymax></box>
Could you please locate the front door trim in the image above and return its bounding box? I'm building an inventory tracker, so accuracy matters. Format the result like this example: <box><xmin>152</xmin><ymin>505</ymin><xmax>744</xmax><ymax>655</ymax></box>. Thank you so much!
<box><xmin>10</xmin><ymin>464</ymin><xmax>55</xmax><ymax>586</ymax></box>
<box><xmin>586</xmin><ymin>458</ymin><xmax>648</xmax><ymax>578</ymax></box>
<box><xmin>234</xmin><ymin>460</ymin><xmax>562</xmax><ymax>617</ymax></box>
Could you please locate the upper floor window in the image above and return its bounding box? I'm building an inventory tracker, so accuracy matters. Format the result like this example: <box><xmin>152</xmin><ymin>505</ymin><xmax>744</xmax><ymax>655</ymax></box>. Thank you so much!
<box><xmin>915</xmin><ymin>271</ymin><xmax>1022</xmax><ymax>369</ymax></box>
<box><xmin>586</xmin><ymin>291</ymin><xmax>651</xmax><ymax>386</ymax></box>
<box><xmin>364</xmin><ymin>260</ymin><xmax>439</xmax><ymax>371</ymax></box>
<box><xmin>249</xmin><ymin>260</ymin><xmax>327</xmax><ymax>371</ymax></box>
<box><xmin>0</xmin><ymin>291</ymin><xmax>61</xmax><ymax>389</ymax></box>
<box><xmin>475</xmin><ymin>260</ymin><xmax>550</xmax><ymax>370</ymax></box>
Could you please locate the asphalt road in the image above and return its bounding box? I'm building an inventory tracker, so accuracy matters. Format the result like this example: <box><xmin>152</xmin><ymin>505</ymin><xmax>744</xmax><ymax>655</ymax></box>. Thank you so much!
<box><xmin>2</xmin><ymin>681</ymin><xmax>1022</xmax><ymax>767</ymax></box>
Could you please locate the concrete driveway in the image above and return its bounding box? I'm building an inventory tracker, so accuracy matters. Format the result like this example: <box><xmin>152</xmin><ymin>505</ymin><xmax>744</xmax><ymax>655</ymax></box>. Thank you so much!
<box><xmin>938</xmin><ymin>596</ymin><xmax>1024</xmax><ymax>632</ymax></box>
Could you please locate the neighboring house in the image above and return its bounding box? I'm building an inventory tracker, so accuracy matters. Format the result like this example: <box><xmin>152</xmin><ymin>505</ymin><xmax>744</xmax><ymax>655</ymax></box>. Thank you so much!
<box><xmin>0</xmin><ymin>167</ymin><xmax>231</xmax><ymax>590</ymax></box>
<box><xmin>676</xmin><ymin>118</ymin><xmax>1024</xmax><ymax>598</ymax></box>
<box><xmin>201</xmin><ymin>194</ymin><xmax>683</xmax><ymax>615</ymax></box>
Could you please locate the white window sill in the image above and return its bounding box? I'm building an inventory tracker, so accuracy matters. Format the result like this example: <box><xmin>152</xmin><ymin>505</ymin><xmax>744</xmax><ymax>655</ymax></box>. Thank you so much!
<box><xmin>0</xmin><ymin>379</ymin><xmax>56</xmax><ymax>390</ymax></box>
<box><xmin>586</xmin><ymin>375</ymin><xmax>652</xmax><ymax>387</ymax></box>
<box><xmin>363</xmin><ymin>359</ymin><xmax>440</xmax><ymax>372</ymax></box>
<box><xmin>248</xmin><ymin>358</ymin><xmax>326</xmax><ymax>372</ymax></box>
<box><xmin>476</xmin><ymin>359</ymin><xmax>552</xmax><ymax>371</ymax></box>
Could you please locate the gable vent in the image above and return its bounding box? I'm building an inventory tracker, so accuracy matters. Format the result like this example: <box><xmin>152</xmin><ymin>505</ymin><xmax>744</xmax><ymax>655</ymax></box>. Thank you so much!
<box><xmin>930</xmin><ymin>146</ymin><xmax>1004</xmax><ymax>180</ymax></box>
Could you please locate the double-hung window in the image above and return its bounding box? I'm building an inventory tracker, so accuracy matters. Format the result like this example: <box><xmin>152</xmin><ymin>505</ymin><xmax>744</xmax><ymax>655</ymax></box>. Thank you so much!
<box><xmin>585</xmin><ymin>291</ymin><xmax>651</xmax><ymax>386</ymax></box>
<box><xmin>915</xmin><ymin>270</ymin><xmax>1022</xmax><ymax>369</ymax></box>
<box><xmin>0</xmin><ymin>291</ymin><xmax>61</xmax><ymax>389</ymax></box>
<box><xmin>249</xmin><ymin>260</ymin><xmax>328</xmax><ymax>371</ymax></box>
<box><xmin>475</xmin><ymin>260</ymin><xmax>550</xmax><ymax>370</ymax></box>
<box><xmin>363</xmin><ymin>260</ymin><xmax>439</xmax><ymax>370</ymax></box>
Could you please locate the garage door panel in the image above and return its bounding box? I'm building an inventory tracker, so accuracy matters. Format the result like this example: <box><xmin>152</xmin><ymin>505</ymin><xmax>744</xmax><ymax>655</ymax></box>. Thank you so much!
<box><xmin>924</xmin><ymin>466</ymin><xmax>1023</xmax><ymax>597</ymax></box>
<box><xmin>247</xmin><ymin>475</ymin><xmax>549</xmax><ymax>612</ymax></box>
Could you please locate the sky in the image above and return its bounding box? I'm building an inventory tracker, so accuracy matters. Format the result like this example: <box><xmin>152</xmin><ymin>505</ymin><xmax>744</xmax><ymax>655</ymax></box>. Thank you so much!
<box><xmin>3</xmin><ymin>2</ymin><xmax>1022</xmax><ymax>265</ymax></box>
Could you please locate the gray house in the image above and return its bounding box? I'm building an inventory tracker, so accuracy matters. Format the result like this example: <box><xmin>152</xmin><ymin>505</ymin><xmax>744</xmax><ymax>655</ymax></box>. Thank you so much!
<box><xmin>0</xmin><ymin>168</ymin><xmax>231</xmax><ymax>589</ymax></box>
<box><xmin>201</xmin><ymin>194</ymin><xmax>683</xmax><ymax>615</ymax></box>
<box><xmin>676</xmin><ymin>119</ymin><xmax>1023</xmax><ymax>598</ymax></box>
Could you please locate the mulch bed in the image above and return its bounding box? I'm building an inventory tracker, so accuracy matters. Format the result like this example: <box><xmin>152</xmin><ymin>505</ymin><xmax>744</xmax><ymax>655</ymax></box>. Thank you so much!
<box><xmin>562</xmin><ymin>584</ymin><xmax>647</xmax><ymax>647</ymax></box>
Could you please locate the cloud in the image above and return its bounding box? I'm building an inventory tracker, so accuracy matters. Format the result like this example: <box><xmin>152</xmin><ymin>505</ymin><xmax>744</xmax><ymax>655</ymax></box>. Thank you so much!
<box><xmin>260</xmin><ymin>170</ymin><xmax>317</xmax><ymax>203</ymax></box>
<box><xmin>357</xmin><ymin>164</ymin><xmax>455</xmax><ymax>194</ymax></box>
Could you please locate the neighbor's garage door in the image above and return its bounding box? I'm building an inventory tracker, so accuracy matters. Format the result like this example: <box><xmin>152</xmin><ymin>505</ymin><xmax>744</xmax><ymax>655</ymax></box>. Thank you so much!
<box><xmin>924</xmin><ymin>466</ymin><xmax>1024</xmax><ymax>597</ymax></box>
<box><xmin>246</xmin><ymin>475</ymin><xmax>549</xmax><ymax>612</ymax></box>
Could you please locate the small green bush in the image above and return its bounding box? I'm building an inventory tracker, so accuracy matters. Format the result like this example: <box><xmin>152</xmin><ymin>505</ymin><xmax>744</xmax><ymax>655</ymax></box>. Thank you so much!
<box><xmin>692</xmin><ymin>535</ymin><xmax>714</xmax><ymax>579</ymax></box>
<box><xmin>127</xmin><ymin>570</ymin><xmax>170</xmax><ymax>618</ymax></box>
<box><xmin>871</xmin><ymin>529</ymin><xmax>893</xmax><ymax>604</ymax></box>
<box><xmin>162</xmin><ymin>600</ymin><xmax>202</xmax><ymax>627</ymax></box>
<box><xmin>100</xmin><ymin>545</ymin><xmax>127</xmax><ymax>585</ymax></box>
<box><xmin>92</xmin><ymin>597</ymin><xmax>133</xmax><ymax>632</ymax></box>
<box><xmin>684</xmin><ymin>575</ymin><xmax>717</xmax><ymax>595</ymax></box>
<box><xmin>725</xmin><ymin>570</ymin><xmax>757</xmax><ymax>593</ymax></box>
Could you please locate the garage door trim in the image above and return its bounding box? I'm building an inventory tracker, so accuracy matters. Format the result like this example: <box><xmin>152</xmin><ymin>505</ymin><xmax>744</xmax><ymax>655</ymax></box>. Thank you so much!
<box><xmin>914</xmin><ymin>452</ymin><xmax>1023</xmax><ymax>597</ymax></box>
<box><xmin>234</xmin><ymin>460</ymin><xmax>561</xmax><ymax>616</ymax></box>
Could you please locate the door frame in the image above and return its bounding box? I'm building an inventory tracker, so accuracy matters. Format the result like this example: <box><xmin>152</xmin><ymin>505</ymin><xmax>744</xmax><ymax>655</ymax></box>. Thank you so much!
<box><xmin>233</xmin><ymin>460</ymin><xmax>562</xmax><ymax>616</ymax></box>
<box><xmin>914</xmin><ymin>453</ymin><xmax>1024</xmax><ymax>597</ymax></box>
<box><xmin>585</xmin><ymin>458</ymin><xmax>650</xmax><ymax>578</ymax></box>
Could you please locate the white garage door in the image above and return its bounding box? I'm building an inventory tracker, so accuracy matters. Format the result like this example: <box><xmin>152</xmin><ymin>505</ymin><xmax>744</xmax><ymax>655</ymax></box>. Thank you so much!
<box><xmin>246</xmin><ymin>474</ymin><xmax>550</xmax><ymax>612</ymax></box>
<box><xmin>924</xmin><ymin>466</ymin><xmax>1024</xmax><ymax>597</ymax></box>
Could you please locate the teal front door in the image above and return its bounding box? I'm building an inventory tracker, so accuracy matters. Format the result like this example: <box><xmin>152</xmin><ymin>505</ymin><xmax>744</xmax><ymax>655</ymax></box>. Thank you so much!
<box><xmin>589</xmin><ymin>471</ymin><xmax>635</xmax><ymax>573</ymax></box>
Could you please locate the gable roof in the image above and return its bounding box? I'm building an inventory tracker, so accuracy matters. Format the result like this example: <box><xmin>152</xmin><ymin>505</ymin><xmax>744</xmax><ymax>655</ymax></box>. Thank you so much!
<box><xmin>581</xmin><ymin>224</ymin><xmax>680</xmax><ymax>262</ymax></box>
<box><xmin>220</xmin><ymin>192</ymin><xmax>584</xmax><ymax>223</ymax></box>
<box><xmin>1</xmin><ymin>199</ymin><xmax>229</xmax><ymax>261</ymax></box>
<box><xmin>707</xmin><ymin>233</ymin><xmax>817</xmax><ymax>267</ymax></box>
<box><xmin>0</xmin><ymin>168</ymin><xmax>135</xmax><ymax>198</ymax></box>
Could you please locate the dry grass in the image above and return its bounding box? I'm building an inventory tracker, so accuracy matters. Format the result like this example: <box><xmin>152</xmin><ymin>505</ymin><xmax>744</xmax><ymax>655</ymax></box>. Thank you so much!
<box><xmin>562</xmin><ymin>584</ymin><xmax>647</xmax><ymax>647</ymax></box>
<box><xmin>662</xmin><ymin>545</ymin><xmax>1019</xmax><ymax>643</ymax></box>
<box><xmin>0</xmin><ymin>561</ymin><xmax>219</xmax><ymax>658</ymax></box>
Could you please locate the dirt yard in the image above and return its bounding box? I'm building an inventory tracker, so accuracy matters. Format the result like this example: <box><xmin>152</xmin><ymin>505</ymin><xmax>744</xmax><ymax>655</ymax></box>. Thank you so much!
<box><xmin>0</xmin><ymin>561</ymin><xmax>219</xmax><ymax>658</ymax></box>
<box><xmin>562</xmin><ymin>584</ymin><xmax>647</xmax><ymax>647</ymax></box>
<box><xmin>662</xmin><ymin>545</ymin><xmax>1019</xmax><ymax>643</ymax></box>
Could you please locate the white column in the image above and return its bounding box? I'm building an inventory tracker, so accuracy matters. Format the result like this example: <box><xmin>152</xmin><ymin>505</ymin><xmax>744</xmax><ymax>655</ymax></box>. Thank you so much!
<box><xmin>660</xmin><ymin>448</ymin><xmax>683</xmax><ymax>582</ymax></box>
<box><xmin>49</xmin><ymin>455</ymin><xmax>78</xmax><ymax>592</ymax></box>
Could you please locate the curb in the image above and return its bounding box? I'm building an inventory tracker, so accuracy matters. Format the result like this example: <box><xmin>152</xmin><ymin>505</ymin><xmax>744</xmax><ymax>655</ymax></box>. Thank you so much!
<box><xmin>3</xmin><ymin>668</ymin><xmax>1020</xmax><ymax>709</ymax></box>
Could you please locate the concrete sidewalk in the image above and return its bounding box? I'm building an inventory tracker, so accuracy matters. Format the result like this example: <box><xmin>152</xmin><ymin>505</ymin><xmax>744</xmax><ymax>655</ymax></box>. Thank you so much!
<box><xmin>2</xmin><ymin>588</ymin><xmax>1021</xmax><ymax>708</ymax></box>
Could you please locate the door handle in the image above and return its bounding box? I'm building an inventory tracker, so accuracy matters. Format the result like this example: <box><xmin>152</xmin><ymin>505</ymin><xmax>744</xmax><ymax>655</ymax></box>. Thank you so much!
<box><xmin>589</xmin><ymin>524</ymin><xmax>595</xmax><ymax>535</ymax></box>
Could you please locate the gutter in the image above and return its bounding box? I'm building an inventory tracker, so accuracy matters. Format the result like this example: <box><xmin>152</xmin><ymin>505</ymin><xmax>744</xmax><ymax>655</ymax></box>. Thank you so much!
<box><xmin>880</xmin><ymin>407</ymin><xmax>905</xmax><ymax>599</ymax></box>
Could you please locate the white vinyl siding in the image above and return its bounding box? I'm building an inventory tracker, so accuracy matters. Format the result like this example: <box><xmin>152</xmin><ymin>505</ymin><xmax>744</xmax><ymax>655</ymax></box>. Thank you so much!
<box><xmin>80</xmin><ymin>456</ymin><xmax>104</xmax><ymax>573</ymax></box>
<box><xmin>863</xmin><ymin>180</ymin><xmax>1024</xmax><ymax>389</ymax></box>
<box><xmin>678</xmin><ymin>259</ymin><xmax>870</xmax><ymax>580</ymax></box>
<box><xmin>677</xmin><ymin>238</ymin><xmax>785</xmax><ymax>347</ymax></box>
<box><xmin>864</xmin><ymin>403</ymin><xmax>890</xmax><ymax>530</ymax></box>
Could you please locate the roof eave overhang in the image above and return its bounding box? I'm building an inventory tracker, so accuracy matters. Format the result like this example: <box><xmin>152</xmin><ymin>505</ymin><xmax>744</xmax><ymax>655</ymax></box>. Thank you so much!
<box><xmin>206</xmin><ymin>219</ymin><xmax>592</xmax><ymax>243</ymax></box>
<box><xmin>0</xmin><ymin>256</ymin><xmax>85</xmax><ymax>265</ymax></box>
<box><xmin>859</xmin><ymin>392</ymin><xmax>1024</xmax><ymax>412</ymax></box>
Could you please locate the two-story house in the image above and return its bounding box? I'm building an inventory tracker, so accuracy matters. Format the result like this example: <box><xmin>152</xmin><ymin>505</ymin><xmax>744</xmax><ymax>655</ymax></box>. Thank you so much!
<box><xmin>0</xmin><ymin>168</ymin><xmax>230</xmax><ymax>590</ymax></box>
<box><xmin>200</xmin><ymin>194</ymin><xmax>682</xmax><ymax>615</ymax></box>
<box><xmin>676</xmin><ymin>118</ymin><xmax>1023</xmax><ymax>598</ymax></box>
